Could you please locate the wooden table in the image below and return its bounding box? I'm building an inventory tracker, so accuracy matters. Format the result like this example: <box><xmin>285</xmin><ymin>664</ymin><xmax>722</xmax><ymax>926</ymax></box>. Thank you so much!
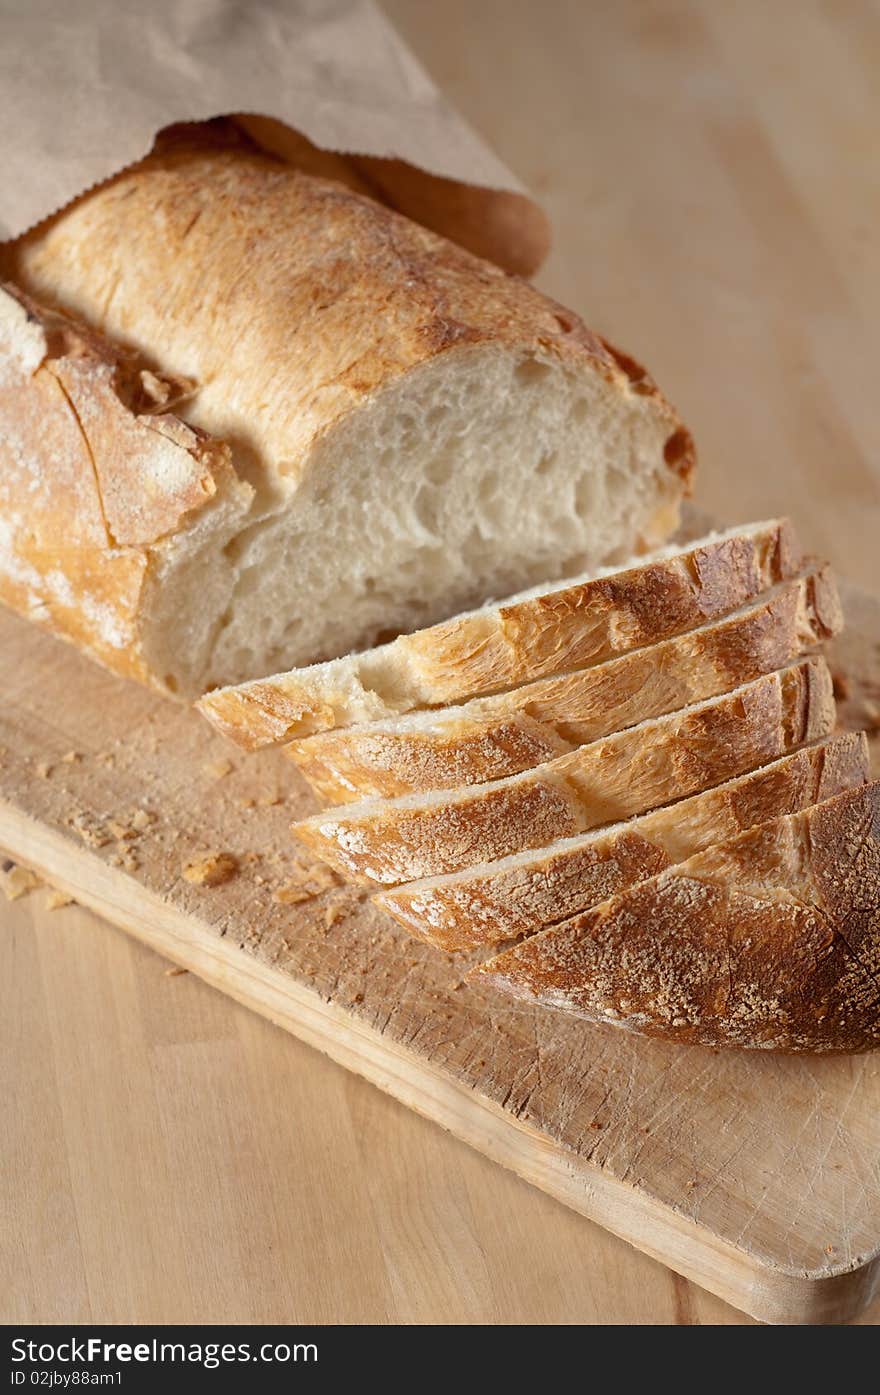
<box><xmin>4</xmin><ymin>0</ymin><xmax>879</xmax><ymax>1325</ymax></box>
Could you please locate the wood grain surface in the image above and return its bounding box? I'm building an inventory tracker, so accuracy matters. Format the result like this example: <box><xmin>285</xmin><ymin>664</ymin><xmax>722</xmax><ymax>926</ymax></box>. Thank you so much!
<box><xmin>4</xmin><ymin>0</ymin><xmax>880</xmax><ymax>1325</ymax></box>
<box><xmin>2</xmin><ymin>583</ymin><xmax>879</xmax><ymax>1326</ymax></box>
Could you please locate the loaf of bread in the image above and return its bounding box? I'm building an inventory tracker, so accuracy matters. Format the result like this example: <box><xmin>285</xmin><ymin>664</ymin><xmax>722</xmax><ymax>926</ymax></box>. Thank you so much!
<box><xmin>472</xmin><ymin>782</ymin><xmax>880</xmax><ymax>1053</ymax></box>
<box><xmin>375</xmin><ymin>732</ymin><xmax>869</xmax><ymax>949</ymax></box>
<box><xmin>200</xmin><ymin>517</ymin><xmax>799</xmax><ymax>746</ymax></box>
<box><xmin>3</xmin><ymin>126</ymin><xmax>872</xmax><ymax>1057</ymax></box>
<box><xmin>293</xmin><ymin>657</ymin><xmax>835</xmax><ymax>883</ymax></box>
<box><xmin>1</xmin><ymin>133</ymin><xmax>692</xmax><ymax>697</ymax></box>
<box><xmin>287</xmin><ymin>567</ymin><xmax>841</xmax><ymax>803</ymax></box>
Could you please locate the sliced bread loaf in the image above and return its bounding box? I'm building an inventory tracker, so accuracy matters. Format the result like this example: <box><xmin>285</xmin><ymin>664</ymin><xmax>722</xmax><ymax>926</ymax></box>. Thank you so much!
<box><xmin>4</xmin><ymin>136</ymin><xmax>693</xmax><ymax>696</ymax></box>
<box><xmin>199</xmin><ymin>518</ymin><xmax>801</xmax><ymax>747</ymax></box>
<box><xmin>293</xmin><ymin>657</ymin><xmax>835</xmax><ymax>884</ymax></box>
<box><xmin>288</xmin><ymin>567</ymin><xmax>841</xmax><ymax>803</ymax></box>
<box><xmin>471</xmin><ymin>781</ymin><xmax>880</xmax><ymax>1053</ymax></box>
<box><xmin>375</xmin><ymin>732</ymin><xmax>869</xmax><ymax>949</ymax></box>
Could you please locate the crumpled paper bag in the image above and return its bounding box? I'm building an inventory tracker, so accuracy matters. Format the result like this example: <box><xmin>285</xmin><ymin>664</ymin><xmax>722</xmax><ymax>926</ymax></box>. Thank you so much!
<box><xmin>0</xmin><ymin>0</ymin><xmax>549</xmax><ymax>273</ymax></box>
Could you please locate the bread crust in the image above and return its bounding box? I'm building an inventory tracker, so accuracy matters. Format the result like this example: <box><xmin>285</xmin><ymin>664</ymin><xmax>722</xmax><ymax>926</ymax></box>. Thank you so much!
<box><xmin>293</xmin><ymin>657</ymin><xmax>835</xmax><ymax>885</ymax></box>
<box><xmin>202</xmin><ymin>518</ymin><xmax>802</xmax><ymax>748</ymax></box>
<box><xmin>472</xmin><ymin>782</ymin><xmax>880</xmax><ymax>1054</ymax></box>
<box><xmin>375</xmin><ymin>733</ymin><xmax>869</xmax><ymax>950</ymax></box>
<box><xmin>0</xmin><ymin>285</ymin><xmax>248</xmax><ymax>687</ymax></box>
<box><xmin>11</xmin><ymin>143</ymin><xmax>682</xmax><ymax>475</ymax></box>
<box><xmin>3</xmin><ymin>139</ymin><xmax>693</xmax><ymax>692</ymax></box>
<box><xmin>288</xmin><ymin>567</ymin><xmax>840</xmax><ymax>803</ymax></box>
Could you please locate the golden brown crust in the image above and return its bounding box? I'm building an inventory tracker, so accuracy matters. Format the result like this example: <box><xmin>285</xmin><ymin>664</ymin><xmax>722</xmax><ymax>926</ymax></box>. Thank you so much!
<box><xmin>3</xmin><ymin>139</ymin><xmax>693</xmax><ymax>693</ymax></box>
<box><xmin>413</xmin><ymin>520</ymin><xmax>800</xmax><ymax>696</ymax></box>
<box><xmin>202</xmin><ymin>519</ymin><xmax>802</xmax><ymax>749</ymax></box>
<box><xmin>0</xmin><ymin>285</ymin><xmax>245</xmax><ymax>687</ymax></box>
<box><xmin>232</xmin><ymin>115</ymin><xmax>554</xmax><ymax>275</ymax></box>
<box><xmin>472</xmin><ymin>782</ymin><xmax>880</xmax><ymax>1054</ymax></box>
<box><xmin>8</xmin><ymin>141</ymin><xmax>691</xmax><ymax>492</ymax></box>
<box><xmin>288</xmin><ymin>567</ymin><xmax>840</xmax><ymax>803</ymax></box>
<box><xmin>293</xmin><ymin>658</ymin><xmax>836</xmax><ymax>885</ymax></box>
<box><xmin>375</xmin><ymin>733</ymin><xmax>870</xmax><ymax>950</ymax></box>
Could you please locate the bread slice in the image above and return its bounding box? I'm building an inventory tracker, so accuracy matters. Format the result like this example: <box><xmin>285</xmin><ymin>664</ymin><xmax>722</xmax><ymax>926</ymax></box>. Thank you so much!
<box><xmin>200</xmin><ymin>517</ymin><xmax>801</xmax><ymax>747</ymax></box>
<box><xmin>288</xmin><ymin>567</ymin><xmax>840</xmax><ymax>803</ymax></box>
<box><xmin>4</xmin><ymin>136</ymin><xmax>692</xmax><ymax>697</ymax></box>
<box><xmin>375</xmin><ymin>733</ymin><xmax>869</xmax><ymax>950</ymax></box>
<box><xmin>293</xmin><ymin>657</ymin><xmax>835</xmax><ymax>884</ymax></box>
<box><xmin>471</xmin><ymin>781</ymin><xmax>880</xmax><ymax>1054</ymax></box>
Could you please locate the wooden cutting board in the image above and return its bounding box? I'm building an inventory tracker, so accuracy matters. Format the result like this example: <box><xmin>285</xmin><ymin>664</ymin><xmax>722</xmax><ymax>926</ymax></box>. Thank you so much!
<box><xmin>2</xmin><ymin>587</ymin><xmax>879</xmax><ymax>1326</ymax></box>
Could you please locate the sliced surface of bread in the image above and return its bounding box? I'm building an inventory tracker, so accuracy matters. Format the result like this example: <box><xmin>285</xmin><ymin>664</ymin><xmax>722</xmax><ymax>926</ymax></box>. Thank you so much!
<box><xmin>199</xmin><ymin>518</ymin><xmax>801</xmax><ymax>746</ymax></box>
<box><xmin>471</xmin><ymin>781</ymin><xmax>880</xmax><ymax>1053</ymax></box>
<box><xmin>374</xmin><ymin>733</ymin><xmax>869</xmax><ymax>950</ymax></box>
<box><xmin>293</xmin><ymin>657</ymin><xmax>835</xmax><ymax>884</ymax></box>
<box><xmin>289</xmin><ymin>567</ymin><xmax>841</xmax><ymax>803</ymax></box>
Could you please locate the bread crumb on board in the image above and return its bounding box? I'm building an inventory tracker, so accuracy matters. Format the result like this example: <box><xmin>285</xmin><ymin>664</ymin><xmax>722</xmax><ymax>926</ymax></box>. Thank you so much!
<box><xmin>107</xmin><ymin>817</ymin><xmax>136</xmax><ymax>841</ymax></box>
<box><xmin>274</xmin><ymin>863</ymin><xmax>339</xmax><ymax>904</ymax></box>
<box><xmin>64</xmin><ymin>810</ymin><xmax>113</xmax><ymax>848</ymax></box>
<box><xmin>323</xmin><ymin>889</ymin><xmax>367</xmax><ymax>927</ymax></box>
<box><xmin>1</xmin><ymin>862</ymin><xmax>41</xmax><ymax>901</ymax></box>
<box><xmin>203</xmin><ymin>756</ymin><xmax>234</xmax><ymax>779</ymax></box>
<box><xmin>163</xmin><ymin>965</ymin><xmax>189</xmax><ymax>978</ymax></box>
<box><xmin>105</xmin><ymin>808</ymin><xmax>155</xmax><ymax>841</ymax></box>
<box><xmin>181</xmin><ymin>851</ymin><xmax>239</xmax><ymax>886</ymax></box>
<box><xmin>62</xmin><ymin>801</ymin><xmax>156</xmax><ymax>855</ymax></box>
<box><xmin>110</xmin><ymin>845</ymin><xmax>140</xmax><ymax>872</ymax></box>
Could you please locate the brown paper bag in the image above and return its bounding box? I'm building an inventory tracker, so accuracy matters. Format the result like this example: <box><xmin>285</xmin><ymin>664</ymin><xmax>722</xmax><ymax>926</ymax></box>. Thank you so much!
<box><xmin>0</xmin><ymin>0</ymin><xmax>549</xmax><ymax>273</ymax></box>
